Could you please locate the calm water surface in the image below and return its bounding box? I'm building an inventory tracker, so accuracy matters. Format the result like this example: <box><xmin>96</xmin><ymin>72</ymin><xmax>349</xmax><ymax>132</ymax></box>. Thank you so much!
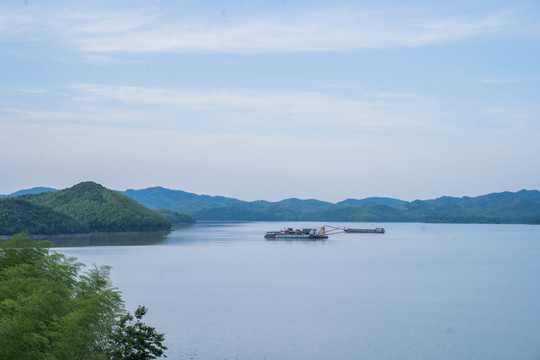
<box><xmin>53</xmin><ymin>222</ymin><xmax>540</xmax><ymax>360</ymax></box>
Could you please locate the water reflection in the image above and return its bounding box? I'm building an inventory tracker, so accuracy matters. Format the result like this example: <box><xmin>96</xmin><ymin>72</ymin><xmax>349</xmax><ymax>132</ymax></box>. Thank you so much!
<box><xmin>265</xmin><ymin>238</ymin><xmax>326</xmax><ymax>243</ymax></box>
<box><xmin>38</xmin><ymin>231</ymin><xmax>171</xmax><ymax>247</ymax></box>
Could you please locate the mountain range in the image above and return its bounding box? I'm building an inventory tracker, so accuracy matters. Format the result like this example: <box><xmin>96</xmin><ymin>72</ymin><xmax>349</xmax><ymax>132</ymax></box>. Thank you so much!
<box><xmin>3</xmin><ymin>185</ymin><xmax>540</xmax><ymax>224</ymax></box>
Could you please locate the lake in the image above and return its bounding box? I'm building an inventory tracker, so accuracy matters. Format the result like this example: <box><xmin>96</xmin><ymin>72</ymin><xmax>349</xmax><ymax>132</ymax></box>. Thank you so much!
<box><xmin>51</xmin><ymin>222</ymin><xmax>540</xmax><ymax>360</ymax></box>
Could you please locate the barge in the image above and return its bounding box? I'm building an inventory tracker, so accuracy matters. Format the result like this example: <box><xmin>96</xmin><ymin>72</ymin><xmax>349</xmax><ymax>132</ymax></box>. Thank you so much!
<box><xmin>265</xmin><ymin>225</ymin><xmax>385</xmax><ymax>240</ymax></box>
<box><xmin>264</xmin><ymin>227</ymin><xmax>328</xmax><ymax>240</ymax></box>
<box><xmin>344</xmin><ymin>227</ymin><xmax>385</xmax><ymax>234</ymax></box>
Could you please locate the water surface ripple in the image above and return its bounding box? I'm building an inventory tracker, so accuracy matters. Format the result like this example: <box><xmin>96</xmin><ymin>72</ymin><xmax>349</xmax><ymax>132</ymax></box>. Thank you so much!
<box><xmin>56</xmin><ymin>222</ymin><xmax>540</xmax><ymax>360</ymax></box>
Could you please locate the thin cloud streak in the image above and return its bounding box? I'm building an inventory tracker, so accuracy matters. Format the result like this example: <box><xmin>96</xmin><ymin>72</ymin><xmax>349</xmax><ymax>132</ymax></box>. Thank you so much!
<box><xmin>0</xmin><ymin>4</ymin><xmax>528</xmax><ymax>53</ymax></box>
<box><xmin>4</xmin><ymin>84</ymin><xmax>536</xmax><ymax>140</ymax></box>
<box><xmin>480</xmin><ymin>78</ymin><xmax>522</xmax><ymax>84</ymax></box>
<box><xmin>68</xmin><ymin>83</ymin><xmax>439</xmax><ymax>130</ymax></box>
<box><xmin>68</xmin><ymin>11</ymin><xmax>520</xmax><ymax>53</ymax></box>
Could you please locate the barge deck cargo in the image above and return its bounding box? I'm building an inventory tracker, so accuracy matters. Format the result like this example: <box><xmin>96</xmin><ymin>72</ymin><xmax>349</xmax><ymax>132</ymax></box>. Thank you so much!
<box><xmin>265</xmin><ymin>226</ymin><xmax>385</xmax><ymax>239</ymax></box>
<box><xmin>264</xmin><ymin>227</ymin><xmax>328</xmax><ymax>240</ymax></box>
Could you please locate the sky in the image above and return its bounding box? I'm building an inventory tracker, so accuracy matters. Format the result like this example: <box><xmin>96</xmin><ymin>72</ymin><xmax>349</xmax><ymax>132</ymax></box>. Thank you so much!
<box><xmin>1</xmin><ymin>0</ymin><xmax>539</xmax><ymax>202</ymax></box>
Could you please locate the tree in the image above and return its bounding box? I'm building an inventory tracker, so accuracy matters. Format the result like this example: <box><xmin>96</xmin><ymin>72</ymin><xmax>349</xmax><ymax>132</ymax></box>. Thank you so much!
<box><xmin>107</xmin><ymin>306</ymin><xmax>168</xmax><ymax>360</ymax></box>
<box><xmin>0</xmin><ymin>233</ymin><xmax>167</xmax><ymax>359</ymax></box>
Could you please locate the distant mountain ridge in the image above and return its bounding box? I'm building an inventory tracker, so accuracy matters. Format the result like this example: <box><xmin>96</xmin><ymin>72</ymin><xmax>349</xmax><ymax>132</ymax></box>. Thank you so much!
<box><xmin>3</xmin><ymin>185</ymin><xmax>540</xmax><ymax>224</ymax></box>
<box><xmin>416</xmin><ymin>189</ymin><xmax>540</xmax><ymax>209</ymax></box>
<box><xmin>120</xmin><ymin>187</ymin><xmax>540</xmax><ymax>224</ymax></box>
<box><xmin>0</xmin><ymin>187</ymin><xmax>57</xmax><ymax>198</ymax></box>
<box><xmin>337</xmin><ymin>197</ymin><xmax>408</xmax><ymax>208</ymax></box>
<box><xmin>122</xmin><ymin>186</ymin><xmax>271</xmax><ymax>214</ymax></box>
<box><xmin>120</xmin><ymin>187</ymin><xmax>410</xmax><ymax>213</ymax></box>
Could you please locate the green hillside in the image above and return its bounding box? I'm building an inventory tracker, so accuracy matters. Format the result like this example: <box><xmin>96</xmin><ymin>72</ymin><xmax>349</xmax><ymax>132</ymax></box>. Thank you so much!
<box><xmin>122</xmin><ymin>186</ymin><xmax>540</xmax><ymax>224</ymax></box>
<box><xmin>155</xmin><ymin>208</ymin><xmax>196</xmax><ymax>225</ymax></box>
<box><xmin>193</xmin><ymin>198</ymin><xmax>540</xmax><ymax>224</ymax></box>
<box><xmin>122</xmin><ymin>187</ymin><xmax>271</xmax><ymax>213</ymax></box>
<box><xmin>5</xmin><ymin>183</ymin><xmax>540</xmax><ymax>225</ymax></box>
<box><xmin>0</xmin><ymin>187</ymin><xmax>57</xmax><ymax>198</ymax></box>
<box><xmin>0</xmin><ymin>182</ymin><xmax>171</xmax><ymax>235</ymax></box>
<box><xmin>0</xmin><ymin>198</ymin><xmax>86</xmax><ymax>235</ymax></box>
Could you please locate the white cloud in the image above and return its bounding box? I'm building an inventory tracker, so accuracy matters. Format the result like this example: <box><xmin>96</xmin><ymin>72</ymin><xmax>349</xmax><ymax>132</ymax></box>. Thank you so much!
<box><xmin>2</xmin><ymin>83</ymin><xmax>539</xmax><ymax>201</ymax></box>
<box><xmin>67</xmin><ymin>83</ymin><xmax>439</xmax><ymax>131</ymax></box>
<box><xmin>0</xmin><ymin>4</ymin><xmax>527</xmax><ymax>54</ymax></box>
<box><xmin>68</xmin><ymin>11</ymin><xmax>519</xmax><ymax>53</ymax></box>
<box><xmin>374</xmin><ymin>92</ymin><xmax>423</xmax><ymax>100</ymax></box>
<box><xmin>1</xmin><ymin>108</ymin><xmax>94</xmax><ymax>122</ymax></box>
<box><xmin>4</xmin><ymin>84</ymin><xmax>536</xmax><ymax>141</ymax></box>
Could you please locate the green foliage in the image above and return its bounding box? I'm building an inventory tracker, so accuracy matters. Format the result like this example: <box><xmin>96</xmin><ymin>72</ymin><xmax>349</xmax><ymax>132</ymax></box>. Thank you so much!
<box><xmin>107</xmin><ymin>306</ymin><xmax>167</xmax><ymax>360</ymax></box>
<box><xmin>521</xmin><ymin>214</ymin><xmax>540</xmax><ymax>224</ymax></box>
<box><xmin>0</xmin><ymin>182</ymin><xmax>171</xmax><ymax>235</ymax></box>
<box><xmin>0</xmin><ymin>198</ymin><xmax>86</xmax><ymax>235</ymax></box>
<box><xmin>127</xmin><ymin>187</ymin><xmax>540</xmax><ymax>224</ymax></box>
<box><xmin>25</xmin><ymin>182</ymin><xmax>171</xmax><ymax>232</ymax></box>
<box><xmin>194</xmin><ymin>205</ymin><xmax>304</xmax><ymax>221</ymax></box>
<box><xmin>155</xmin><ymin>209</ymin><xmax>196</xmax><ymax>225</ymax></box>
<box><xmin>0</xmin><ymin>233</ymin><xmax>121</xmax><ymax>359</ymax></box>
<box><xmin>424</xmin><ymin>215</ymin><xmax>501</xmax><ymax>224</ymax></box>
<box><xmin>300</xmin><ymin>205</ymin><xmax>358</xmax><ymax>222</ymax></box>
<box><xmin>7</xmin><ymin>187</ymin><xmax>57</xmax><ymax>197</ymax></box>
<box><xmin>0</xmin><ymin>233</ymin><xmax>167</xmax><ymax>359</ymax></box>
<box><xmin>6</xmin><ymin>183</ymin><xmax>540</xmax><ymax>225</ymax></box>
<box><xmin>274</xmin><ymin>198</ymin><xmax>333</xmax><ymax>211</ymax></box>
<box><xmin>192</xmin><ymin>202</ymin><xmax>529</xmax><ymax>224</ymax></box>
<box><xmin>337</xmin><ymin>197</ymin><xmax>408</xmax><ymax>208</ymax></box>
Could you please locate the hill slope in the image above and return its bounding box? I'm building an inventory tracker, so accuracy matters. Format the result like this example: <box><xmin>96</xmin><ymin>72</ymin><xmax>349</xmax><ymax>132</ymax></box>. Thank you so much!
<box><xmin>415</xmin><ymin>190</ymin><xmax>540</xmax><ymax>209</ymax></box>
<box><xmin>122</xmin><ymin>186</ymin><xmax>271</xmax><ymax>213</ymax></box>
<box><xmin>6</xmin><ymin>184</ymin><xmax>540</xmax><ymax>225</ymax></box>
<box><xmin>24</xmin><ymin>182</ymin><xmax>171</xmax><ymax>233</ymax></box>
<box><xmin>0</xmin><ymin>187</ymin><xmax>57</xmax><ymax>198</ymax></box>
<box><xmin>0</xmin><ymin>198</ymin><xmax>86</xmax><ymax>235</ymax></box>
<box><xmin>155</xmin><ymin>208</ymin><xmax>196</xmax><ymax>225</ymax></box>
<box><xmin>190</xmin><ymin>191</ymin><xmax>540</xmax><ymax>224</ymax></box>
<box><xmin>0</xmin><ymin>182</ymin><xmax>171</xmax><ymax>235</ymax></box>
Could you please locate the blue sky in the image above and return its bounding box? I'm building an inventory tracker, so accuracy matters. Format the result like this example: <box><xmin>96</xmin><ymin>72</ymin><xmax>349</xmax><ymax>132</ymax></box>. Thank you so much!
<box><xmin>1</xmin><ymin>0</ymin><xmax>539</xmax><ymax>202</ymax></box>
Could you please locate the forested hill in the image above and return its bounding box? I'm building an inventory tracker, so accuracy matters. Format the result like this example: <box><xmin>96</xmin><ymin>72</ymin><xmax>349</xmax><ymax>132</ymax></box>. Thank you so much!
<box><xmin>4</xmin><ymin>184</ymin><xmax>540</xmax><ymax>225</ymax></box>
<box><xmin>121</xmin><ymin>187</ymin><xmax>540</xmax><ymax>224</ymax></box>
<box><xmin>0</xmin><ymin>182</ymin><xmax>171</xmax><ymax>235</ymax></box>
<box><xmin>121</xmin><ymin>187</ymin><xmax>335</xmax><ymax>213</ymax></box>
<box><xmin>0</xmin><ymin>186</ymin><xmax>57</xmax><ymax>198</ymax></box>
<box><xmin>122</xmin><ymin>186</ymin><xmax>271</xmax><ymax>213</ymax></box>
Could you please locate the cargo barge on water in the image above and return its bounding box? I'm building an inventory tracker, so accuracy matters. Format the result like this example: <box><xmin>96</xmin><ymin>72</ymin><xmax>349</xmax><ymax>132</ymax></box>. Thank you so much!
<box><xmin>264</xmin><ymin>227</ymin><xmax>328</xmax><ymax>240</ymax></box>
<box><xmin>344</xmin><ymin>227</ymin><xmax>385</xmax><ymax>234</ymax></box>
<box><xmin>264</xmin><ymin>225</ymin><xmax>385</xmax><ymax>239</ymax></box>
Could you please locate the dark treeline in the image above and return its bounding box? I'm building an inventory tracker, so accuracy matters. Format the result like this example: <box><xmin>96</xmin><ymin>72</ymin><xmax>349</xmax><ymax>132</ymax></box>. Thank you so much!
<box><xmin>0</xmin><ymin>198</ymin><xmax>87</xmax><ymax>235</ymax></box>
<box><xmin>155</xmin><ymin>208</ymin><xmax>196</xmax><ymax>225</ymax></box>
<box><xmin>192</xmin><ymin>201</ymin><xmax>540</xmax><ymax>224</ymax></box>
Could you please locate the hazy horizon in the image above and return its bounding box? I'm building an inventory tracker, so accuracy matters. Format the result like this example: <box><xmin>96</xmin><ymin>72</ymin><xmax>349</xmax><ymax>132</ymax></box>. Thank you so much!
<box><xmin>1</xmin><ymin>0</ymin><xmax>538</xmax><ymax>202</ymax></box>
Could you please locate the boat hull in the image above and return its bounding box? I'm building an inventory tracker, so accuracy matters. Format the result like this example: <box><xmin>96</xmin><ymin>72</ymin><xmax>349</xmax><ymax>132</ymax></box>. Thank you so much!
<box><xmin>264</xmin><ymin>234</ymin><xmax>328</xmax><ymax>240</ymax></box>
